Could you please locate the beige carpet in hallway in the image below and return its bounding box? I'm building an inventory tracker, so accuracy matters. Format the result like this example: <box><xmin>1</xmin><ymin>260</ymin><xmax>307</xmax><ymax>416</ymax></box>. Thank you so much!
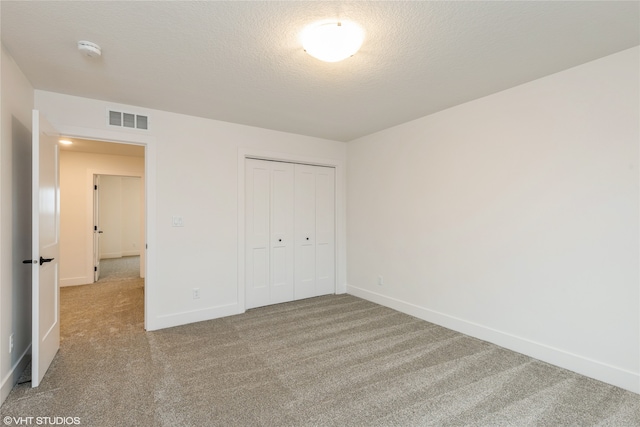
<box><xmin>1</xmin><ymin>277</ymin><xmax>639</xmax><ymax>426</ymax></box>
<box><xmin>97</xmin><ymin>255</ymin><xmax>140</xmax><ymax>282</ymax></box>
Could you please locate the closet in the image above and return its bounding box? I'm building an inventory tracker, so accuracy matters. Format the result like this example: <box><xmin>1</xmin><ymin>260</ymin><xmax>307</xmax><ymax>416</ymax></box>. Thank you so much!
<box><xmin>245</xmin><ymin>159</ymin><xmax>335</xmax><ymax>309</ymax></box>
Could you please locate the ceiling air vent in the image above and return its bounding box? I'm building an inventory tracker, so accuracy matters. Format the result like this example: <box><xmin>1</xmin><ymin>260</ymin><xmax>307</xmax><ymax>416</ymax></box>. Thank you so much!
<box><xmin>108</xmin><ymin>110</ymin><xmax>149</xmax><ymax>130</ymax></box>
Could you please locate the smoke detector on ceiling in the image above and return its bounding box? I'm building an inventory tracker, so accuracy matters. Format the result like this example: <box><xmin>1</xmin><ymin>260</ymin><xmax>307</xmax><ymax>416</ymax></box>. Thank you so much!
<box><xmin>77</xmin><ymin>41</ymin><xmax>101</xmax><ymax>58</ymax></box>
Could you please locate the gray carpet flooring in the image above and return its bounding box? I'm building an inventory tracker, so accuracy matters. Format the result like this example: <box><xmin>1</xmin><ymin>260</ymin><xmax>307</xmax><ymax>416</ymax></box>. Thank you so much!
<box><xmin>1</xmin><ymin>274</ymin><xmax>639</xmax><ymax>426</ymax></box>
<box><xmin>97</xmin><ymin>255</ymin><xmax>140</xmax><ymax>282</ymax></box>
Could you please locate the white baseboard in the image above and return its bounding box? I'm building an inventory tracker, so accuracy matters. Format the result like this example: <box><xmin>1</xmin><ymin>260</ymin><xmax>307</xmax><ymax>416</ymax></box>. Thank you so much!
<box><xmin>146</xmin><ymin>303</ymin><xmax>242</xmax><ymax>331</ymax></box>
<box><xmin>347</xmin><ymin>285</ymin><xmax>639</xmax><ymax>394</ymax></box>
<box><xmin>100</xmin><ymin>252</ymin><xmax>140</xmax><ymax>259</ymax></box>
<box><xmin>1</xmin><ymin>345</ymin><xmax>31</xmax><ymax>406</ymax></box>
<box><xmin>60</xmin><ymin>276</ymin><xmax>91</xmax><ymax>287</ymax></box>
<box><xmin>100</xmin><ymin>253</ymin><xmax>121</xmax><ymax>259</ymax></box>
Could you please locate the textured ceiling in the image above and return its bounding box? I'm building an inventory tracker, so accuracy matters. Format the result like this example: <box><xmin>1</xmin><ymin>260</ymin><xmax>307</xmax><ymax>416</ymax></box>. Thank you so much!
<box><xmin>2</xmin><ymin>1</ymin><xmax>639</xmax><ymax>142</ymax></box>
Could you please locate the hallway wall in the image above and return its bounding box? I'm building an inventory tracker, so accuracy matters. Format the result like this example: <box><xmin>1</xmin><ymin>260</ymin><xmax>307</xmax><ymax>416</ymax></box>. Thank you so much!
<box><xmin>59</xmin><ymin>150</ymin><xmax>144</xmax><ymax>286</ymax></box>
<box><xmin>99</xmin><ymin>175</ymin><xmax>142</xmax><ymax>259</ymax></box>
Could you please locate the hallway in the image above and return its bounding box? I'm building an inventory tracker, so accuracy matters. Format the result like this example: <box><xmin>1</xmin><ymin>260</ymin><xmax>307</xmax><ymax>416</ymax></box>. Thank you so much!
<box><xmin>98</xmin><ymin>256</ymin><xmax>140</xmax><ymax>282</ymax></box>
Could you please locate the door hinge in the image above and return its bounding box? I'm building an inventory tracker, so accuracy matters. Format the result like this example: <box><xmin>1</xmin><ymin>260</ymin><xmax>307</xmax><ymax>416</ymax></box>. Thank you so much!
<box><xmin>94</xmin><ymin>266</ymin><xmax>97</xmax><ymax>272</ymax></box>
<box><xmin>94</xmin><ymin>225</ymin><xmax>97</xmax><ymax>231</ymax></box>
<box><xmin>94</xmin><ymin>185</ymin><xmax>98</xmax><ymax>190</ymax></box>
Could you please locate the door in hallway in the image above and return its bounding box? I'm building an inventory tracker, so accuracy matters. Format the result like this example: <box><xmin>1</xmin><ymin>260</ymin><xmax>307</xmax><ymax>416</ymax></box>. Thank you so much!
<box><xmin>93</xmin><ymin>175</ymin><xmax>102</xmax><ymax>281</ymax></box>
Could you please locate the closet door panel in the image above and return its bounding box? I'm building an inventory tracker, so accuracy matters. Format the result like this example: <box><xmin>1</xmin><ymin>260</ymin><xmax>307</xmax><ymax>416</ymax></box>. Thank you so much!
<box><xmin>270</xmin><ymin>162</ymin><xmax>295</xmax><ymax>304</ymax></box>
<box><xmin>245</xmin><ymin>160</ymin><xmax>271</xmax><ymax>309</ymax></box>
<box><xmin>248</xmin><ymin>160</ymin><xmax>336</xmax><ymax>308</ymax></box>
<box><xmin>315</xmin><ymin>167</ymin><xmax>335</xmax><ymax>296</ymax></box>
<box><xmin>294</xmin><ymin>165</ymin><xmax>317</xmax><ymax>300</ymax></box>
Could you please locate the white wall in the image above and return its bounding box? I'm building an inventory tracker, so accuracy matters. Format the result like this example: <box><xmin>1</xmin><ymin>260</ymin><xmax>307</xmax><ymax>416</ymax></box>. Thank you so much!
<box><xmin>120</xmin><ymin>177</ymin><xmax>142</xmax><ymax>258</ymax></box>
<box><xmin>37</xmin><ymin>91</ymin><xmax>348</xmax><ymax>330</ymax></box>
<box><xmin>0</xmin><ymin>46</ymin><xmax>34</xmax><ymax>404</ymax></box>
<box><xmin>347</xmin><ymin>47</ymin><xmax>640</xmax><ymax>393</ymax></box>
<box><xmin>59</xmin><ymin>151</ymin><xmax>144</xmax><ymax>286</ymax></box>
<box><xmin>98</xmin><ymin>175</ymin><xmax>142</xmax><ymax>259</ymax></box>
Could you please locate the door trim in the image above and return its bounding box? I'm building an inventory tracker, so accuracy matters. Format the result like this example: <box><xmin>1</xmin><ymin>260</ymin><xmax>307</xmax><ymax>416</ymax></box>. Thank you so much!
<box><xmin>50</xmin><ymin>124</ymin><xmax>156</xmax><ymax>331</ymax></box>
<box><xmin>238</xmin><ymin>148</ymin><xmax>346</xmax><ymax>314</ymax></box>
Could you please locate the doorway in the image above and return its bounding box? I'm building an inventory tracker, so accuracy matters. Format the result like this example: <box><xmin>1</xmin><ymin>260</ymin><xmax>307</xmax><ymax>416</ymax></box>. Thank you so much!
<box><xmin>58</xmin><ymin>138</ymin><xmax>146</xmax><ymax>323</ymax></box>
<box><xmin>94</xmin><ymin>174</ymin><xmax>143</xmax><ymax>282</ymax></box>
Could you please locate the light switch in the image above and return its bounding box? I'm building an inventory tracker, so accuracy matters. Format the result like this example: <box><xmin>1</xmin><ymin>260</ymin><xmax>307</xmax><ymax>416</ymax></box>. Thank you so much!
<box><xmin>172</xmin><ymin>216</ymin><xmax>184</xmax><ymax>227</ymax></box>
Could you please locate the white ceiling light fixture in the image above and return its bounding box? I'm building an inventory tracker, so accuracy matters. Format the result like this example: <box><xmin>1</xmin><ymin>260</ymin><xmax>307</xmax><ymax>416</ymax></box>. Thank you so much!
<box><xmin>301</xmin><ymin>21</ymin><xmax>364</xmax><ymax>63</ymax></box>
<box><xmin>59</xmin><ymin>139</ymin><xmax>73</xmax><ymax>145</ymax></box>
<box><xmin>77</xmin><ymin>40</ymin><xmax>101</xmax><ymax>58</ymax></box>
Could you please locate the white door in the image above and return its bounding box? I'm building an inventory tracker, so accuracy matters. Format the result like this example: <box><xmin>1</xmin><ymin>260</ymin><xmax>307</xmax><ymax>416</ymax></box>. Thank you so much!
<box><xmin>314</xmin><ymin>167</ymin><xmax>335</xmax><ymax>296</ymax></box>
<box><xmin>294</xmin><ymin>164</ymin><xmax>336</xmax><ymax>300</ymax></box>
<box><xmin>294</xmin><ymin>165</ymin><xmax>317</xmax><ymax>300</ymax></box>
<box><xmin>93</xmin><ymin>175</ymin><xmax>102</xmax><ymax>282</ymax></box>
<box><xmin>269</xmin><ymin>161</ymin><xmax>295</xmax><ymax>305</ymax></box>
<box><xmin>31</xmin><ymin>110</ymin><xmax>60</xmax><ymax>387</ymax></box>
<box><xmin>245</xmin><ymin>159</ymin><xmax>294</xmax><ymax>309</ymax></box>
<box><xmin>246</xmin><ymin>160</ymin><xmax>271</xmax><ymax>309</ymax></box>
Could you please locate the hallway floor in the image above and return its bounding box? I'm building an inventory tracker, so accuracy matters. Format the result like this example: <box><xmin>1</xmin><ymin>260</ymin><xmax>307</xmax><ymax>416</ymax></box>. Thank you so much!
<box><xmin>98</xmin><ymin>256</ymin><xmax>140</xmax><ymax>282</ymax></box>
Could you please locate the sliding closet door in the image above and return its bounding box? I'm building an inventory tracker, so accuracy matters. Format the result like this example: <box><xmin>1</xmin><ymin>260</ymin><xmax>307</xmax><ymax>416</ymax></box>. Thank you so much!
<box><xmin>246</xmin><ymin>160</ymin><xmax>271</xmax><ymax>309</ymax></box>
<box><xmin>294</xmin><ymin>165</ymin><xmax>317</xmax><ymax>300</ymax></box>
<box><xmin>294</xmin><ymin>164</ymin><xmax>335</xmax><ymax>300</ymax></box>
<box><xmin>245</xmin><ymin>159</ymin><xmax>294</xmax><ymax>309</ymax></box>
<box><xmin>269</xmin><ymin>161</ymin><xmax>295</xmax><ymax>304</ymax></box>
<box><xmin>247</xmin><ymin>159</ymin><xmax>335</xmax><ymax>309</ymax></box>
<box><xmin>314</xmin><ymin>166</ymin><xmax>335</xmax><ymax>296</ymax></box>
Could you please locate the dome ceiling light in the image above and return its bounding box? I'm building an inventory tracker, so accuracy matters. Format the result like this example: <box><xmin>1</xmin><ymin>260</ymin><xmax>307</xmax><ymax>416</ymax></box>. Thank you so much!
<box><xmin>301</xmin><ymin>21</ymin><xmax>364</xmax><ymax>62</ymax></box>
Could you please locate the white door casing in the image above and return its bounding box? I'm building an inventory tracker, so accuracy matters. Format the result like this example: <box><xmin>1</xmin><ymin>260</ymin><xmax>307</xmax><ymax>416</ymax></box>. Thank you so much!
<box><xmin>31</xmin><ymin>110</ymin><xmax>60</xmax><ymax>387</ymax></box>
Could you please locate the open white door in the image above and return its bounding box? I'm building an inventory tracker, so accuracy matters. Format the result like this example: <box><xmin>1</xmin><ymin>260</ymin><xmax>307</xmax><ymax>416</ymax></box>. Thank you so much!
<box><xmin>31</xmin><ymin>110</ymin><xmax>60</xmax><ymax>387</ymax></box>
<box><xmin>93</xmin><ymin>175</ymin><xmax>102</xmax><ymax>282</ymax></box>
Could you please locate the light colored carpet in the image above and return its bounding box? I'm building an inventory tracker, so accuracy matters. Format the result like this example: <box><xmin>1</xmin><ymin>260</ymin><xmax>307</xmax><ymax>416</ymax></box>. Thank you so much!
<box><xmin>97</xmin><ymin>256</ymin><xmax>140</xmax><ymax>282</ymax></box>
<box><xmin>1</xmin><ymin>276</ymin><xmax>639</xmax><ymax>426</ymax></box>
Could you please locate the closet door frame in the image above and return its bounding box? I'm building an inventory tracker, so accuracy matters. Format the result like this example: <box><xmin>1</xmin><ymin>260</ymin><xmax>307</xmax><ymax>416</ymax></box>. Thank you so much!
<box><xmin>238</xmin><ymin>149</ymin><xmax>345</xmax><ymax>313</ymax></box>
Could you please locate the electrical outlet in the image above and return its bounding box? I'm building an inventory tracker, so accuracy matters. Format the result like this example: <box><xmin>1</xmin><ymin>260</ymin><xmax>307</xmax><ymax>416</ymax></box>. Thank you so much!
<box><xmin>172</xmin><ymin>216</ymin><xmax>184</xmax><ymax>227</ymax></box>
<box><xmin>378</xmin><ymin>275</ymin><xmax>384</xmax><ymax>286</ymax></box>
<box><xmin>193</xmin><ymin>288</ymin><xmax>200</xmax><ymax>299</ymax></box>
<box><xmin>9</xmin><ymin>333</ymin><xmax>14</xmax><ymax>353</ymax></box>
